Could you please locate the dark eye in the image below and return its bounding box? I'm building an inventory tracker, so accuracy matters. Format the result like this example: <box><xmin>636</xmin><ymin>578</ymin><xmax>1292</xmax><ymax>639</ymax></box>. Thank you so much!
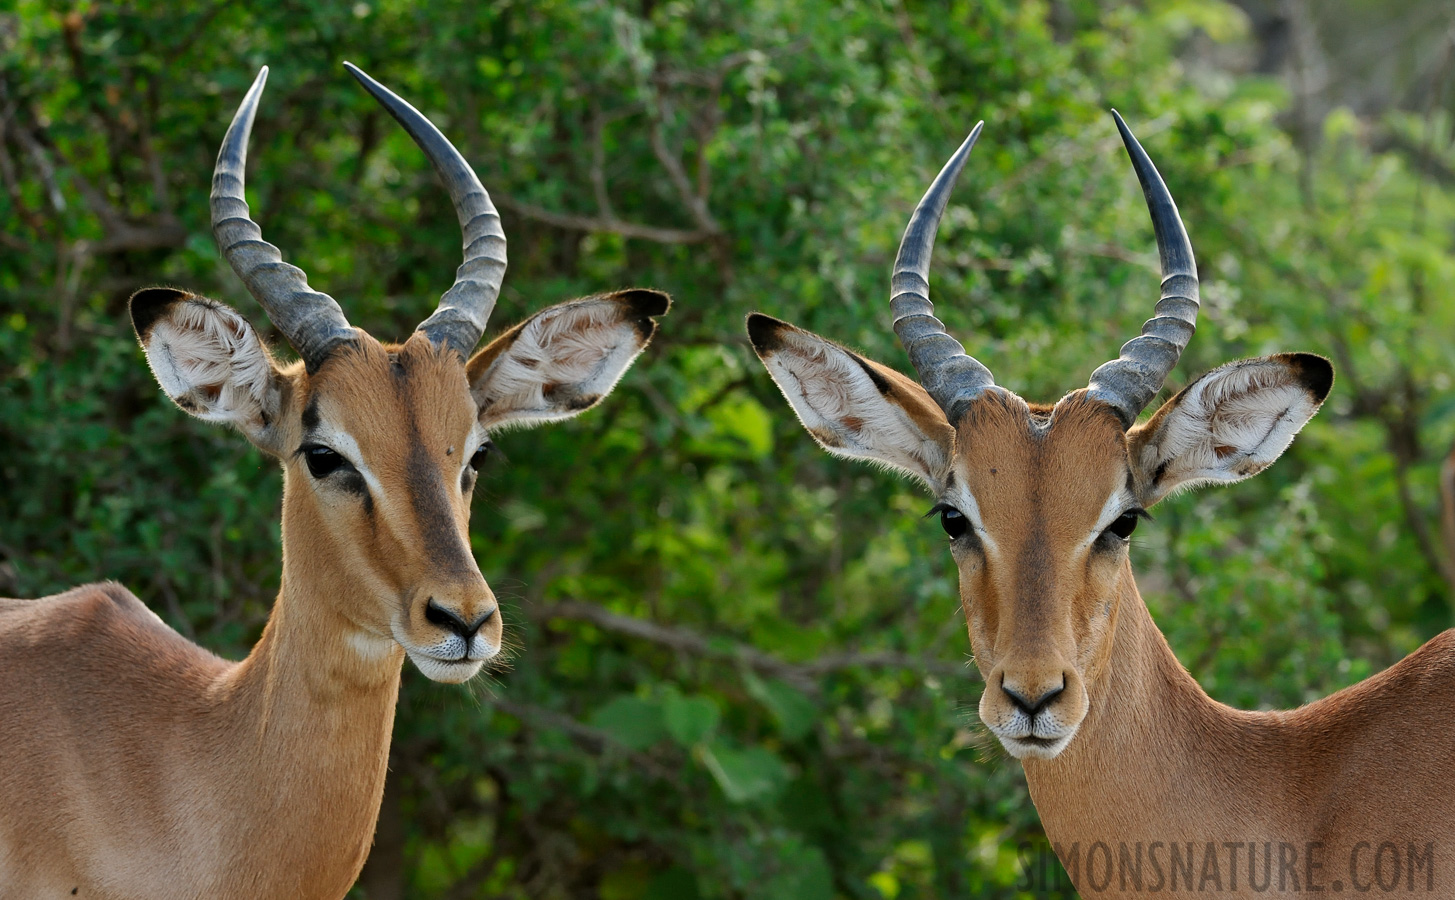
<box><xmin>1105</xmin><ymin>510</ymin><xmax>1141</xmax><ymax>541</ymax></box>
<box><xmin>940</xmin><ymin>506</ymin><xmax>968</xmax><ymax>540</ymax></box>
<box><xmin>302</xmin><ymin>445</ymin><xmax>348</xmax><ymax>479</ymax></box>
<box><xmin>468</xmin><ymin>441</ymin><xmax>494</xmax><ymax>471</ymax></box>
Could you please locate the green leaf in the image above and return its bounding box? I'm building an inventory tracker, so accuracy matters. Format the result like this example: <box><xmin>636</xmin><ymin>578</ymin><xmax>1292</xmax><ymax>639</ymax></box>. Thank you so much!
<box><xmin>588</xmin><ymin>696</ymin><xmax>667</xmax><ymax>751</ymax></box>
<box><xmin>662</xmin><ymin>693</ymin><xmax>721</xmax><ymax>747</ymax></box>
<box><xmin>745</xmin><ymin>674</ymin><xmax>819</xmax><ymax>742</ymax></box>
<box><xmin>700</xmin><ymin>743</ymin><xmax>790</xmax><ymax>803</ymax></box>
<box><xmin>763</xmin><ymin>844</ymin><xmax>834</xmax><ymax>900</ymax></box>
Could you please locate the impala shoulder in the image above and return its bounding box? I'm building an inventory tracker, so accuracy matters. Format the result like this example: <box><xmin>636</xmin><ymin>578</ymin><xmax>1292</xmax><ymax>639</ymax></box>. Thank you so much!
<box><xmin>1402</xmin><ymin>628</ymin><xmax>1455</xmax><ymax>682</ymax></box>
<box><xmin>39</xmin><ymin>582</ymin><xmax>181</xmax><ymax>641</ymax></box>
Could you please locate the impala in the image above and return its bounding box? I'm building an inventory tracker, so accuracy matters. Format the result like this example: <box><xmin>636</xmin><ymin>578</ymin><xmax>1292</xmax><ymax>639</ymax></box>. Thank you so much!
<box><xmin>748</xmin><ymin>116</ymin><xmax>1454</xmax><ymax>897</ymax></box>
<box><xmin>0</xmin><ymin>64</ymin><xmax>668</xmax><ymax>898</ymax></box>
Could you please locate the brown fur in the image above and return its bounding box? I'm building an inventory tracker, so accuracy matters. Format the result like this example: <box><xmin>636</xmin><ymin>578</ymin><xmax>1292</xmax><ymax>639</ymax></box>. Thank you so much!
<box><xmin>750</xmin><ymin>318</ymin><xmax>1455</xmax><ymax>898</ymax></box>
<box><xmin>963</xmin><ymin>392</ymin><xmax>1455</xmax><ymax>895</ymax></box>
<box><xmin>0</xmin><ymin>291</ymin><xmax>666</xmax><ymax>898</ymax></box>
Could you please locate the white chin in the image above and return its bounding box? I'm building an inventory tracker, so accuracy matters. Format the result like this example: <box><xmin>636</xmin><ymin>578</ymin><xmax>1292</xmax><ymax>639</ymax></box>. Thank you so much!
<box><xmin>998</xmin><ymin>733</ymin><xmax>1075</xmax><ymax>760</ymax></box>
<box><xmin>407</xmin><ymin>653</ymin><xmax>486</xmax><ymax>684</ymax></box>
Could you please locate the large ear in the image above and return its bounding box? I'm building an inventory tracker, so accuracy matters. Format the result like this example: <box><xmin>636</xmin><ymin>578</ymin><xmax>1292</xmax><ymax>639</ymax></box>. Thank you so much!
<box><xmin>746</xmin><ymin>313</ymin><xmax>955</xmax><ymax>491</ymax></box>
<box><xmin>467</xmin><ymin>289</ymin><xmax>670</xmax><ymax>430</ymax></box>
<box><xmin>1128</xmin><ymin>353</ymin><xmax>1333</xmax><ymax>507</ymax></box>
<box><xmin>130</xmin><ymin>288</ymin><xmax>291</xmax><ymax>456</ymax></box>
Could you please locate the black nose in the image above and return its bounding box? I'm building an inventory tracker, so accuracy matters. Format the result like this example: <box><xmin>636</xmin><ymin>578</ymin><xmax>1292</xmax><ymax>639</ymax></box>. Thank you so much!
<box><xmin>1002</xmin><ymin>677</ymin><xmax>1065</xmax><ymax>717</ymax></box>
<box><xmin>424</xmin><ymin>599</ymin><xmax>496</xmax><ymax>640</ymax></box>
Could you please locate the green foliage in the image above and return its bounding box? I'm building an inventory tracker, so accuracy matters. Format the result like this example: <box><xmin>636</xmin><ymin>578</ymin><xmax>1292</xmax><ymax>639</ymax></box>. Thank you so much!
<box><xmin>1</xmin><ymin>1</ymin><xmax>1452</xmax><ymax>898</ymax></box>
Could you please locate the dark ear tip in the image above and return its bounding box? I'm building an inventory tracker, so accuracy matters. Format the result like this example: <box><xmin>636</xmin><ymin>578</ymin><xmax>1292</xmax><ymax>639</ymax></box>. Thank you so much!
<box><xmin>745</xmin><ymin>313</ymin><xmax>790</xmax><ymax>354</ymax></box>
<box><xmin>129</xmin><ymin>287</ymin><xmax>190</xmax><ymax>341</ymax></box>
<box><xmin>615</xmin><ymin>288</ymin><xmax>671</xmax><ymax>318</ymax></box>
<box><xmin>1281</xmin><ymin>352</ymin><xmax>1334</xmax><ymax>403</ymax></box>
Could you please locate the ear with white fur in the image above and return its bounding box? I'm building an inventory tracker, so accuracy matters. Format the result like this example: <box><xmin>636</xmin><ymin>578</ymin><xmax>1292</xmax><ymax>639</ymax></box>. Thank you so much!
<box><xmin>746</xmin><ymin>313</ymin><xmax>955</xmax><ymax>491</ymax></box>
<box><xmin>1128</xmin><ymin>353</ymin><xmax>1333</xmax><ymax>507</ymax></box>
<box><xmin>467</xmin><ymin>289</ymin><xmax>670</xmax><ymax>430</ymax></box>
<box><xmin>130</xmin><ymin>288</ymin><xmax>290</xmax><ymax>456</ymax></box>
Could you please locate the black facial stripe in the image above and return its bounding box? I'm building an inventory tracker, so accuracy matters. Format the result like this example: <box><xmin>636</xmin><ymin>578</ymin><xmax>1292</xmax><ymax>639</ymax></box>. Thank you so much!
<box><xmin>337</xmin><ymin>469</ymin><xmax>368</xmax><ymax>497</ymax></box>
<box><xmin>301</xmin><ymin>397</ymin><xmax>321</xmax><ymax>432</ymax></box>
<box><xmin>404</xmin><ymin>418</ymin><xmax>476</xmax><ymax>578</ymax></box>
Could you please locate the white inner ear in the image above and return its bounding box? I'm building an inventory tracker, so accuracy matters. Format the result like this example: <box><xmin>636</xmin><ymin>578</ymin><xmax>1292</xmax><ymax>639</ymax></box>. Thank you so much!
<box><xmin>144</xmin><ymin>301</ymin><xmax>273</xmax><ymax>428</ymax></box>
<box><xmin>1138</xmin><ymin>359</ymin><xmax>1321</xmax><ymax>501</ymax></box>
<box><xmin>476</xmin><ymin>300</ymin><xmax>644</xmax><ymax>429</ymax></box>
<box><xmin>762</xmin><ymin>341</ymin><xmax>949</xmax><ymax>488</ymax></box>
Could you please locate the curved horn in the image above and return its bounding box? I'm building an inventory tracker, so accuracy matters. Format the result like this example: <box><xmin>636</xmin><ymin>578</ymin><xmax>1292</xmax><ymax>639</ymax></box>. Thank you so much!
<box><xmin>891</xmin><ymin>123</ymin><xmax>995</xmax><ymax>427</ymax></box>
<box><xmin>211</xmin><ymin>67</ymin><xmax>355</xmax><ymax>373</ymax></box>
<box><xmin>344</xmin><ymin>62</ymin><xmax>506</xmax><ymax>357</ymax></box>
<box><xmin>1085</xmin><ymin>110</ymin><xmax>1200</xmax><ymax>429</ymax></box>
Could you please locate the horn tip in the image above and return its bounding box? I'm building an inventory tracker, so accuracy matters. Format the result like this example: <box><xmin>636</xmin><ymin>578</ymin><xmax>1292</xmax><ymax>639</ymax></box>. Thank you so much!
<box><xmin>343</xmin><ymin>61</ymin><xmax>372</xmax><ymax>87</ymax></box>
<box><xmin>1111</xmin><ymin>109</ymin><xmax>1136</xmax><ymax>144</ymax></box>
<box><xmin>957</xmin><ymin>121</ymin><xmax>985</xmax><ymax>156</ymax></box>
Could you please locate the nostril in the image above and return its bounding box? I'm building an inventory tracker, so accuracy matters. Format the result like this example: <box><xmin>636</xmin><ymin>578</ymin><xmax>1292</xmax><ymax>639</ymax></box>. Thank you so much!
<box><xmin>424</xmin><ymin>598</ymin><xmax>469</xmax><ymax>638</ymax></box>
<box><xmin>1001</xmin><ymin>675</ymin><xmax>1066</xmax><ymax>716</ymax></box>
<box><xmin>1035</xmin><ymin>681</ymin><xmax>1065</xmax><ymax>714</ymax></box>
<box><xmin>424</xmin><ymin>598</ymin><xmax>496</xmax><ymax>640</ymax></box>
<box><xmin>462</xmin><ymin>606</ymin><xmax>497</xmax><ymax>639</ymax></box>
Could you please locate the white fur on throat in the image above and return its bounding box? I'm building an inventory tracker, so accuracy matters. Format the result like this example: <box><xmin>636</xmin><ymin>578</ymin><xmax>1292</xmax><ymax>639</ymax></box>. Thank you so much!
<box><xmin>761</xmin><ymin>333</ymin><xmax>949</xmax><ymax>489</ymax></box>
<box><xmin>143</xmin><ymin>300</ymin><xmax>274</xmax><ymax>429</ymax></box>
<box><xmin>1134</xmin><ymin>357</ymin><xmax>1323</xmax><ymax>504</ymax></box>
<box><xmin>474</xmin><ymin>299</ymin><xmax>648</xmax><ymax>430</ymax></box>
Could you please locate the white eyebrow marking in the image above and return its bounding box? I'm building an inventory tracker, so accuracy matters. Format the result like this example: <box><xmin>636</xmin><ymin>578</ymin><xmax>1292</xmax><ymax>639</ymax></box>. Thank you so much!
<box><xmin>459</xmin><ymin>423</ymin><xmax>489</xmax><ymax>481</ymax></box>
<box><xmin>308</xmin><ymin>424</ymin><xmax>383</xmax><ymax>496</ymax></box>
<box><xmin>950</xmin><ymin>482</ymin><xmax>999</xmax><ymax>556</ymax></box>
<box><xmin>1083</xmin><ymin>486</ymin><xmax>1137</xmax><ymax>548</ymax></box>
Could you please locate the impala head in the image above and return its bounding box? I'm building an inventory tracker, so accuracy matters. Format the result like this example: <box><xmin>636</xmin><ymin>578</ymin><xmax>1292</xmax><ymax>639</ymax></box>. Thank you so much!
<box><xmin>748</xmin><ymin>114</ymin><xmax>1331</xmax><ymax>758</ymax></box>
<box><xmin>131</xmin><ymin>65</ymin><xmax>668</xmax><ymax>684</ymax></box>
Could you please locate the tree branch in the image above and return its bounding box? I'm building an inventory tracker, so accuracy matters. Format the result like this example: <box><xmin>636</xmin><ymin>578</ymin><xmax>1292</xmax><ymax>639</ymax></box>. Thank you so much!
<box><xmin>528</xmin><ymin>600</ymin><xmax>973</xmax><ymax>693</ymax></box>
<box><xmin>496</xmin><ymin>193</ymin><xmax>715</xmax><ymax>244</ymax></box>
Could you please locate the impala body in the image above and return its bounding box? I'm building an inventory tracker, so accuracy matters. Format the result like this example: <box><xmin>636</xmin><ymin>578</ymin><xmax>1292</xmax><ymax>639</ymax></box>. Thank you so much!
<box><xmin>749</xmin><ymin>117</ymin><xmax>1454</xmax><ymax>897</ymax></box>
<box><xmin>0</xmin><ymin>64</ymin><xmax>668</xmax><ymax>898</ymax></box>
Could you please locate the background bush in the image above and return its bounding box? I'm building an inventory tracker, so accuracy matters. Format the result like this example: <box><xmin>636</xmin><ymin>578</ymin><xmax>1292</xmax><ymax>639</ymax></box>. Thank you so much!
<box><xmin>2</xmin><ymin>1</ymin><xmax>1452</xmax><ymax>897</ymax></box>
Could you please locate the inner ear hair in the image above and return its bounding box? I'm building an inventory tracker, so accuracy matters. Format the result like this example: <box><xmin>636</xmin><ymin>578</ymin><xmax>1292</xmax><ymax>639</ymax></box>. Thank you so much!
<box><xmin>130</xmin><ymin>287</ymin><xmax>288</xmax><ymax>451</ymax></box>
<box><xmin>129</xmin><ymin>287</ymin><xmax>193</xmax><ymax>341</ymax></box>
<box><xmin>1130</xmin><ymin>353</ymin><xmax>1333</xmax><ymax>505</ymax></box>
<box><xmin>746</xmin><ymin>313</ymin><xmax>954</xmax><ymax>490</ymax></box>
<box><xmin>466</xmin><ymin>290</ymin><xmax>670</xmax><ymax>430</ymax></box>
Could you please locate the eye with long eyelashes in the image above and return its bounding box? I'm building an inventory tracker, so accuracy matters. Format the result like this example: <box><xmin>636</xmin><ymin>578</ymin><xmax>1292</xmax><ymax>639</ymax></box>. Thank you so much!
<box><xmin>1100</xmin><ymin>509</ymin><xmax>1150</xmax><ymax>545</ymax></box>
<box><xmin>468</xmin><ymin>441</ymin><xmax>494</xmax><ymax>472</ymax></box>
<box><xmin>927</xmin><ymin>502</ymin><xmax>971</xmax><ymax>541</ymax></box>
<box><xmin>300</xmin><ymin>444</ymin><xmax>354</xmax><ymax>479</ymax></box>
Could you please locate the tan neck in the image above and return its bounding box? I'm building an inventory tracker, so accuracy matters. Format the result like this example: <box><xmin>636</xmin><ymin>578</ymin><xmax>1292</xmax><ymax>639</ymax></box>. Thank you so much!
<box><xmin>208</xmin><ymin>492</ymin><xmax>406</xmax><ymax>889</ymax></box>
<box><xmin>1020</xmin><ymin>579</ymin><xmax>1287</xmax><ymax>843</ymax></box>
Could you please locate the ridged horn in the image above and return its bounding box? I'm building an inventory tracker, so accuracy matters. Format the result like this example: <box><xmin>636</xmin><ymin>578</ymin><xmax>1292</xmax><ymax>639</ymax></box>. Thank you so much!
<box><xmin>1085</xmin><ymin>110</ymin><xmax>1200</xmax><ymax>429</ymax></box>
<box><xmin>211</xmin><ymin>67</ymin><xmax>355</xmax><ymax>372</ymax></box>
<box><xmin>344</xmin><ymin>62</ymin><xmax>507</xmax><ymax>357</ymax></box>
<box><xmin>891</xmin><ymin>123</ymin><xmax>995</xmax><ymax>427</ymax></box>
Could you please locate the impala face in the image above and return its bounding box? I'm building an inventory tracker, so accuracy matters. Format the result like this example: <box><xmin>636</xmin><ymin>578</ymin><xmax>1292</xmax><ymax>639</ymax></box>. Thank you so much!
<box><xmin>944</xmin><ymin>392</ymin><xmax>1128</xmax><ymax>758</ymax></box>
<box><xmin>749</xmin><ymin>114</ymin><xmax>1332</xmax><ymax>759</ymax></box>
<box><xmin>134</xmin><ymin>288</ymin><xmax>667</xmax><ymax>683</ymax></box>
<box><xmin>129</xmin><ymin>63</ymin><xmax>669</xmax><ymax>684</ymax></box>
<box><xmin>282</xmin><ymin>332</ymin><xmax>501</xmax><ymax>682</ymax></box>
